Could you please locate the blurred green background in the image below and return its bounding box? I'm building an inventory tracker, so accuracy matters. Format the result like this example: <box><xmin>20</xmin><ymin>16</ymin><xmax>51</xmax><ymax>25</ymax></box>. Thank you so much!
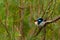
<box><xmin>0</xmin><ymin>0</ymin><xmax>60</xmax><ymax>40</ymax></box>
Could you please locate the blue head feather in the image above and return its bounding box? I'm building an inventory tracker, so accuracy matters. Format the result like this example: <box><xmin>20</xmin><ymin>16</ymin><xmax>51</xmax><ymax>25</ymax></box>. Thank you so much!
<box><xmin>37</xmin><ymin>18</ymin><xmax>43</xmax><ymax>25</ymax></box>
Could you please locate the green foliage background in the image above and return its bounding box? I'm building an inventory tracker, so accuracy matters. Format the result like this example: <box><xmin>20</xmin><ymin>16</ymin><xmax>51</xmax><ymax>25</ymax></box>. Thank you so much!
<box><xmin>0</xmin><ymin>0</ymin><xmax>60</xmax><ymax>40</ymax></box>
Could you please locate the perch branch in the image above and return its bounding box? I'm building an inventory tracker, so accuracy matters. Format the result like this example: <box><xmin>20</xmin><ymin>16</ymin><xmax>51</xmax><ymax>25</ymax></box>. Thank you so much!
<box><xmin>46</xmin><ymin>16</ymin><xmax>60</xmax><ymax>23</ymax></box>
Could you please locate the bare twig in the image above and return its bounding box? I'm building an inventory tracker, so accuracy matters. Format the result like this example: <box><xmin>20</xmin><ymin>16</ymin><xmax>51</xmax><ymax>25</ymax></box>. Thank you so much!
<box><xmin>0</xmin><ymin>20</ymin><xmax>11</xmax><ymax>39</ymax></box>
<box><xmin>18</xmin><ymin>0</ymin><xmax>25</xmax><ymax>40</ymax></box>
<box><xmin>46</xmin><ymin>16</ymin><xmax>60</xmax><ymax>23</ymax></box>
<box><xmin>18</xmin><ymin>6</ymin><xmax>29</xmax><ymax>10</ymax></box>
<box><xmin>43</xmin><ymin>26</ymin><xmax>46</xmax><ymax>40</ymax></box>
<box><xmin>46</xmin><ymin>0</ymin><xmax>56</xmax><ymax>20</ymax></box>
<box><xmin>33</xmin><ymin>26</ymin><xmax>44</xmax><ymax>37</ymax></box>
<box><xmin>42</xmin><ymin>0</ymin><xmax>53</xmax><ymax>19</ymax></box>
<box><xmin>41</xmin><ymin>3</ymin><xmax>45</xmax><ymax>18</ymax></box>
<box><xmin>46</xmin><ymin>0</ymin><xmax>53</xmax><ymax>10</ymax></box>
<box><xmin>37</xmin><ymin>0</ymin><xmax>41</xmax><ymax>17</ymax></box>
<box><xmin>4</xmin><ymin>0</ymin><xmax>11</xmax><ymax>39</ymax></box>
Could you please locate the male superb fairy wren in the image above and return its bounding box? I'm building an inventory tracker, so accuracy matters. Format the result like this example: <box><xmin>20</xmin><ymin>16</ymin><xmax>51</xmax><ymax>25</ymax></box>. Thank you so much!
<box><xmin>34</xmin><ymin>18</ymin><xmax>46</xmax><ymax>27</ymax></box>
<box><xmin>34</xmin><ymin>18</ymin><xmax>46</xmax><ymax>36</ymax></box>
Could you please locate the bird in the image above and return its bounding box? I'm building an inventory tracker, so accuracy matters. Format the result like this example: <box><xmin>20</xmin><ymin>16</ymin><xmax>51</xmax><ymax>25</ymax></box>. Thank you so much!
<box><xmin>34</xmin><ymin>18</ymin><xmax>55</xmax><ymax>36</ymax></box>
<box><xmin>34</xmin><ymin>18</ymin><xmax>46</xmax><ymax>27</ymax></box>
<box><xmin>34</xmin><ymin>18</ymin><xmax>46</xmax><ymax>36</ymax></box>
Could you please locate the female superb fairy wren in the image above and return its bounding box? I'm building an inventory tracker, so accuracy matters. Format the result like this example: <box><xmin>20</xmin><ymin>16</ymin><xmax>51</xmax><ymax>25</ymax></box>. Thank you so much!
<box><xmin>34</xmin><ymin>18</ymin><xmax>46</xmax><ymax>27</ymax></box>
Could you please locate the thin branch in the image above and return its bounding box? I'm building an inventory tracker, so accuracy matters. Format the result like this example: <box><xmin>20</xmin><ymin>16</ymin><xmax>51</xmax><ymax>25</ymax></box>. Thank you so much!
<box><xmin>33</xmin><ymin>26</ymin><xmax>44</xmax><ymax>37</ymax></box>
<box><xmin>18</xmin><ymin>6</ymin><xmax>28</xmax><ymax>9</ymax></box>
<box><xmin>43</xmin><ymin>27</ymin><xmax>46</xmax><ymax>40</ymax></box>
<box><xmin>46</xmin><ymin>0</ymin><xmax>56</xmax><ymax>20</ymax></box>
<box><xmin>18</xmin><ymin>0</ymin><xmax>25</xmax><ymax>40</ymax></box>
<box><xmin>41</xmin><ymin>3</ymin><xmax>45</xmax><ymax>18</ymax></box>
<box><xmin>37</xmin><ymin>0</ymin><xmax>41</xmax><ymax>17</ymax></box>
<box><xmin>4</xmin><ymin>0</ymin><xmax>11</xmax><ymax>39</ymax></box>
<box><xmin>46</xmin><ymin>16</ymin><xmax>60</xmax><ymax>23</ymax></box>
<box><xmin>46</xmin><ymin>0</ymin><xmax>53</xmax><ymax>10</ymax></box>
<box><xmin>42</xmin><ymin>0</ymin><xmax>53</xmax><ymax>19</ymax></box>
<box><xmin>0</xmin><ymin>21</ymin><xmax>11</xmax><ymax>38</ymax></box>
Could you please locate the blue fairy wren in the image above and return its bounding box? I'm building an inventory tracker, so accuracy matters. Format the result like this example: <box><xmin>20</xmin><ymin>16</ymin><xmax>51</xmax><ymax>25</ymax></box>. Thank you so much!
<box><xmin>34</xmin><ymin>18</ymin><xmax>46</xmax><ymax>27</ymax></box>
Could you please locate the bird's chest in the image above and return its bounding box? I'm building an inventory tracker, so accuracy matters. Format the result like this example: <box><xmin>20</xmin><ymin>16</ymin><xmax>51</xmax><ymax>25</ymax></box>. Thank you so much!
<box><xmin>38</xmin><ymin>21</ymin><xmax>46</xmax><ymax>27</ymax></box>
